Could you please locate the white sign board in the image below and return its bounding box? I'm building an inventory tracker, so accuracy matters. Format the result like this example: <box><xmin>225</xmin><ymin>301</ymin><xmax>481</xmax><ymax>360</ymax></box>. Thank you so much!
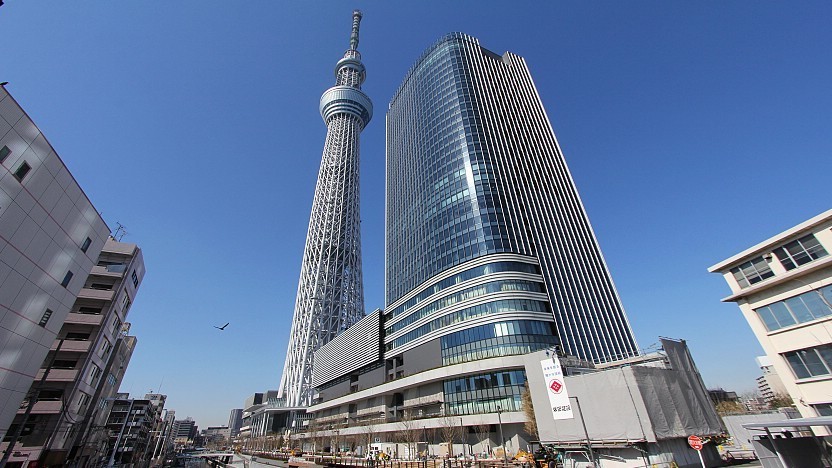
<box><xmin>540</xmin><ymin>356</ymin><xmax>573</xmax><ymax>420</ymax></box>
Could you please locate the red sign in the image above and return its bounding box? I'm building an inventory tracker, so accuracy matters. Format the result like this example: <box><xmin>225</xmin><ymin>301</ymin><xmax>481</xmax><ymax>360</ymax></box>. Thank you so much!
<box><xmin>548</xmin><ymin>379</ymin><xmax>563</xmax><ymax>394</ymax></box>
<box><xmin>687</xmin><ymin>435</ymin><xmax>703</xmax><ymax>451</ymax></box>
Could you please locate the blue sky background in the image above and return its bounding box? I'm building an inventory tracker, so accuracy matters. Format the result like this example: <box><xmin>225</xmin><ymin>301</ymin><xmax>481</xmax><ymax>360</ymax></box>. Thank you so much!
<box><xmin>1</xmin><ymin>1</ymin><xmax>830</xmax><ymax>427</ymax></box>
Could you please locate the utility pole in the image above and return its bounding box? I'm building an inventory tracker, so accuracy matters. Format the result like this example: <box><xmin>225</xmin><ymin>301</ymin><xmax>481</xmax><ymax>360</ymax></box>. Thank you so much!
<box><xmin>570</xmin><ymin>397</ymin><xmax>596</xmax><ymax>467</ymax></box>
<box><xmin>0</xmin><ymin>337</ymin><xmax>66</xmax><ymax>468</ymax></box>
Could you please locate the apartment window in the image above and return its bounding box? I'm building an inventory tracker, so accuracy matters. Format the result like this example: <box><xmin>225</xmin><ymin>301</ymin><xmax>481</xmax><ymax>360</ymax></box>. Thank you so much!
<box><xmin>111</xmin><ymin>317</ymin><xmax>122</xmax><ymax>334</ymax></box>
<box><xmin>121</xmin><ymin>289</ymin><xmax>131</xmax><ymax>311</ymax></box>
<box><xmin>38</xmin><ymin>309</ymin><xmax>53</xmax><ymax>328</ymax></box>
<box><xmin>814</xmin><ymin>403</ymin><xmax>832</xmax><ymax>416</ymax></box>
<box><xmin>99</xmin><ymin>397</ymin><xmax>108</xmax><ymax>409</ymax></box>
<box><xmin>52</xmin><ymin>360</ymin><xmax>77</xmax><ymax>369</ymax></box>
<box><xmin>89</xmin><ymin>283</ymin><xmax>113</xmax><ymax>291</ymax></box>
<box><xmin>100</xmin><ymin>339</ymin><xmax>112</xmax><ymax>358</ymax></box>
<box><xmin>13</xmin><ymin>161</ymin><xmax>31</xmax><ymax>182</ymax></box>
<box><xmin>107</xmin><ymin>373</ymin><xmax>117</xmax><ymax>387</ymax></box>
<box><xmin>132</xmin><ymin>270</ymin><xmax>139</xmax><ymax>288</ymax></box>
<box><xmin>80</xmin><ymin>237</ymin><xmax>92</xmax><ymax>253</ymax></box>
<box><xmin>39</xmin><ymin>389</ymin><xmax>64</xmax><ymax>401</ymax></box>
<box><xmin>65</xmin><ymin>332</ymin><xmax>90</xmax><ymax>341</ymax></box>
<box><xmin>774</xmin><ymin>234</ymin><xmax>829</xmax><ymax>270</ymax></box>
<box><xmin>78</xmin><ymin>392</ymin><xmax>90</xmax><ymax>409</ymax></box>
<box><xmin>783</xmin><ymin>344</ymin><xmax>832</xmax><ymax>379</ymax></box>
<box><xmin>755</xmin><ymin>285</ymin><xmax>832</xmax><ymax>331</ymax></box>
<box><xmin>89</xmin><ymin>364</ymin><xmax>102</xmax><ymax>385</ymax></box>
<box><xmin>61</xmin><ymin>270</ymin><xmax>73</xmax><ymax>288</ymax></box>
<box><xmin>0</xmin><ymin>145</ymin><xmax>10</xmax><ymax>163</ymax></box>
<box><xmin>730</xmin><ymin>256</ymin><xmax>775</xmax><ymax>288</ymax></box>
<box><xmin>78</xmin><ymin>306</ymin><xmax>102</xmax><ymax>315</ymax></box>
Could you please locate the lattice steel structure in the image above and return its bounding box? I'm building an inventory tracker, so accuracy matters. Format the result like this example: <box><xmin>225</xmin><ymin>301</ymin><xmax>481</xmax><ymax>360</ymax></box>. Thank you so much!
<box><xmin>278</xmin><ymin>10</ymin><xmax>372</xmax><ymax>408</ymax></box>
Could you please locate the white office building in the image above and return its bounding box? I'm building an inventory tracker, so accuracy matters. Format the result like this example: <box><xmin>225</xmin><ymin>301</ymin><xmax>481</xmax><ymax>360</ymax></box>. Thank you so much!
<box><xmin>710</xmin><ymin>209</ymin><xmax>832</xmax><ymax>433</ymax></box>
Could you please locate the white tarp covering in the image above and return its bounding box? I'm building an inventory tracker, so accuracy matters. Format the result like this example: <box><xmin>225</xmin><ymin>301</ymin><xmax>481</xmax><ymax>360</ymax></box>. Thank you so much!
<box><xmin>525</xmin><ymin>340</ymin><xmax>723</xmax><ymax>445</ymax></box>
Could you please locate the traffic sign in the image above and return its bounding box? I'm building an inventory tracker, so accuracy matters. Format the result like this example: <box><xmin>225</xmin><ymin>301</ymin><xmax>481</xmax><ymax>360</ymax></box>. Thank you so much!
<box><xmin>687</xmin><ymin>435</ymin><xmax>703</xmax><ymax>451</ymax></box>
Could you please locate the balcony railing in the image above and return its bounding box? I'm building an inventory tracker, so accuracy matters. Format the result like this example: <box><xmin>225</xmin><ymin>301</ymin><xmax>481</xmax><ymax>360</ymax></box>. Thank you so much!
<box><xmin>65</xmin><ymin>312</ymin><xmax>104</xmax><ymax>326</ymax></box>
<box><xmin>36</xmin><ymin>368</ymin><xmax>78</xmax><ymax>381</ymax></box>
<box><xmin>52</xmin><ymin>340</ymin><xmax>91</xmax><ymax>352</ymax></box>
<box><xmin>91</xmin><ymin>264</ymin><xmax>127</xmax><ymax>277</ymax></box>
<box><xmin>78</xmin><ymin>288</ymin><xmax>115</xmax><ymax>301</ymax></box>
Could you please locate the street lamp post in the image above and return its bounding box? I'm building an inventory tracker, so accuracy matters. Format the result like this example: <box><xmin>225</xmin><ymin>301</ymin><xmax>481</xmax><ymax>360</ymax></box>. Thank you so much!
<box><xmin>459</xmin><ymin>417</ymin><xmax>465</xmax><ymax>458</ymax></box>
<box><xmin>496</xmin><ymin>406</ymin><xmax>507</xmax><ymax>465</ymax></box>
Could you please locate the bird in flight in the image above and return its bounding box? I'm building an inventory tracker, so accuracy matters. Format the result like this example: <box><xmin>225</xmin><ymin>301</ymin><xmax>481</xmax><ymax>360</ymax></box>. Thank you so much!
<box><xmin>214</xmin><ymin>322</ymin><xmax>229</xmax><ymax>331</ymax></box>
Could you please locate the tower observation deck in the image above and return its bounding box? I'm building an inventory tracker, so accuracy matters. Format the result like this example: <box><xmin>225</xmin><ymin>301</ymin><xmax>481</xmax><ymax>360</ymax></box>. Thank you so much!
<box><xmin>278</xmin><ymin>10</ymin><xmax>372</xmax><ymax>408</ymax></box>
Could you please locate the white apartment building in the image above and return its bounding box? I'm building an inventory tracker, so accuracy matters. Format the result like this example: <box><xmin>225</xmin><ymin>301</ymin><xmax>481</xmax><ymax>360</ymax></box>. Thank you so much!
<box><xmin>710</xmin><ymin>209</ymin><xmax>832</xmax><ymax>430</ymax></box>
<box><xmin>0</xmin><ymin>85</ymin><xmax>111</xmax><ymax>440</ymax></box>
<box><xmin>755</xmin><ymin>355</ymin><xmax>787</xmax><ymax>403</ymax></box>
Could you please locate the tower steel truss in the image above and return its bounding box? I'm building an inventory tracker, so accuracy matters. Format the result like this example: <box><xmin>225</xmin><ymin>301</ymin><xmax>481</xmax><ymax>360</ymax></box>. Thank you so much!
<box><xmin>277</xmin><ymin>11</ymin><xmax>372</xmax><ymax>408</ymax></box>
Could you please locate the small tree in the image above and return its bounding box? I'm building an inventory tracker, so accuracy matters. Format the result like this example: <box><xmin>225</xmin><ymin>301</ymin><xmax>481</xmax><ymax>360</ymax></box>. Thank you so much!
<box><xmin>397</xmin><ymin>409</ymin><xmax>421</xmax><ymax>459</ymax></box>
<box><xmin>520</xmin><ymin>382</ymin><xmax>538</xmax><ymax>440</ymax></box>
<box><xmin>439</xmin><ymin>414</ymin><xmax>463</xmax><ymax>458</ymax></box>
<box><xmin>715</xmin><ymin>400</ymin><xmax>748</xmax><ymax>416</ymax></box>
<box><xmin>769</xmin><ymin>393</ymin><xmax>795</xmax><ymax>409</ymax></box>
<box><xmin>473</xmin><ymin>424</ymin><xmax>491</xmax><ymax>457</ymax></box>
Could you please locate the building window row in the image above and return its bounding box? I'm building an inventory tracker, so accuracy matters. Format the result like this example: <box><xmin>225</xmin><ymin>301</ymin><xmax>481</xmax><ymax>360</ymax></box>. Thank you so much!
<box><xmin>814</xmin><ymin>403</ymin><xmax>832</xmax><ymax>416</ymax></box>
<box><xmin>386</xmin><ymin>299</ymin><xmax>550</xmax><ymax>351</ymax></box>
<box><xmin>730</xmin><ymin>256</ymin><xmax>775</xmax><ymax>288</ymax></box>
<box><xmin>756</xmin><ymin>285</ymin><xmax>832</xmax><ymax>331</ymax></box>
<box><xmin>386</xmin><ymin>279</ymin><xmax>545</xmax><ymax>334</ymax></box>
<box><xmin>387</xmin><ymin>260</ymin><xmax>539</xmax><ymax>318</ymax></box>
<box><xmin>774</xmin><ymin>234</ymin><xmax>828</xmax><ymax>271</ymax></box>
<box><xmin>441</xmin><ymin>320</ymin><xmax>558</xmax><ymax>365</ymax></box>
<box><xmin>783</xmin><ymin>344</ymin><xmax>832</xmax><ymax>379</ymax></box>
<box><xmin>729</xmin><ymin>234</ymin><xmax>828</xmax><ymax>289</ymax></box>
<box><xmin>444</xmin><ymin>369</ymin><xmax>527</xmax><ymax>416</ymax></box>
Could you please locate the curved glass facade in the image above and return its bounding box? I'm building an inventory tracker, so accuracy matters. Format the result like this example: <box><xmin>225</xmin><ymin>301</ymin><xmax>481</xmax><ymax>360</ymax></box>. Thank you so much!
<box><xmin>386</xmin><ymin>279</ymin><xmax>545</xmax><ymax>334</ymax></box>
<box><xmin>386</xmin><ymin>300</ymin><xmax>551</xmax><ymax>351</ymax></box>
<box><xmin>440</xmin><ymin>319</ymin><xmax>558</xmax><ymax>365</ymax></box>
<box><xmin>387</xmin><ymin>33</ymin><xmax>639</xmax><ymax>363</ymax></box>
<box><xmin>388</xmin><ymin>261</ymin><xmax>539</xmax><ymax>319</ymax></box>
<box><xmin>444</xmin><ymin>369</ymin><xmax>526</xmax><ymax>415</ymax></box>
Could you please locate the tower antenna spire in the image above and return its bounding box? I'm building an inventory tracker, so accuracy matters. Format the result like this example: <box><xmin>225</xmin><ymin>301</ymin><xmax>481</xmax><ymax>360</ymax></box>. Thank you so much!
<box><xmin>350</xmin><ymin>10</ymin><xmax>362</xmax><ymax>50</ymax></box>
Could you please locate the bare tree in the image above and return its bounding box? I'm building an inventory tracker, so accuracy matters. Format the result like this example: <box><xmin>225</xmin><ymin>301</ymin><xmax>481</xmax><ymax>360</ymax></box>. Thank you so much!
<box><xmin>520</xmin><ymin>382</ymin><xmax>538</xmax><ymax>440</ymax></box>
<box><xmin>397</xmin><ymin>409</ymin><xmax>421</xmax><ymax>460</ymax></box>
<box><xmin>307</xmin><ymin>419</ymin><xmax>322</xmax><ymax>459</ymax></box>
<box><xmin>769</xmin><ymin>393</ymin><xmax>795</xmax><ymax>409</ymax></box>
<box><xmin>362</xmin><ymin>419</ymin><xmax>378</xmax><ymax>458</ymax></box>
<box><xmin>472</xmin><ymin>424</ymin><xmax>491</xmax><ymax>458</ymax></box>
<box><xmin>438</xmin><ymin>415</ymin><xmax>462</xmax><ymax>458</ymax></box>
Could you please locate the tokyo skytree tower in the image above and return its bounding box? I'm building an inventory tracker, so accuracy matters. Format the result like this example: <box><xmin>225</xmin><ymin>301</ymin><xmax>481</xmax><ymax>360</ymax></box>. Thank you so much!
<box><xmin>278</xmin><ymin>11</ymin><xmax>372</xmax><ymax>408</ymax></box>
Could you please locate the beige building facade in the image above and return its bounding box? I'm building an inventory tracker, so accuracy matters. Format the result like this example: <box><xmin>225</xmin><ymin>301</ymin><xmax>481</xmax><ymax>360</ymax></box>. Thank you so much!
<box><xmin>710</xmin><ymin>209</ymin><xmax>832</xmax><ymax>430</ymax></box>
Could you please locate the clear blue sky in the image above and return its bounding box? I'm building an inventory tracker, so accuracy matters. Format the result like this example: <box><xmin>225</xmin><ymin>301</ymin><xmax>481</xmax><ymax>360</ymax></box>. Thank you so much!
<box><xmin>2</xmin><ymin>2</ymin><xmax>830</xmax><ymax>427</ymax></box>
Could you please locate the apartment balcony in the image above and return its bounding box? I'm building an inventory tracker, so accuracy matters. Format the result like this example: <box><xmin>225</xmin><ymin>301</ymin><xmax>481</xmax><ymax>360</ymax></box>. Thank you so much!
<box><xmin>64</xmin><ymin>312</ymin><xmax>104</xmax><ymax>326</ymax></box>
<box><xmin>77</xmin><ymin>288</ymin><xmax>114</xmax><ymax>301</ymax></box>
<box><xmin>35</xmin><ymin>368</ymin><xmax>78</xmax><ymax>382</ymax></box>
<box><xmin>52</xmin><ymin>340</ymin><xmax>91</xmax><ymax>352</ymax></box>
<box><xmin>19</xmin><ymin>400</ymin><xmax>63</xmax><ymax>414</ymax></box>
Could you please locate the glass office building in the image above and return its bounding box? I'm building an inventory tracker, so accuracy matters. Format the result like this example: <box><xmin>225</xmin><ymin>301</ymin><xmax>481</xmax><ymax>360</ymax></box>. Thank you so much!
<box><xmin>386</xmin><ymin>33</ymin><xmax>638</xmax><ymax>364</ymax></box>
